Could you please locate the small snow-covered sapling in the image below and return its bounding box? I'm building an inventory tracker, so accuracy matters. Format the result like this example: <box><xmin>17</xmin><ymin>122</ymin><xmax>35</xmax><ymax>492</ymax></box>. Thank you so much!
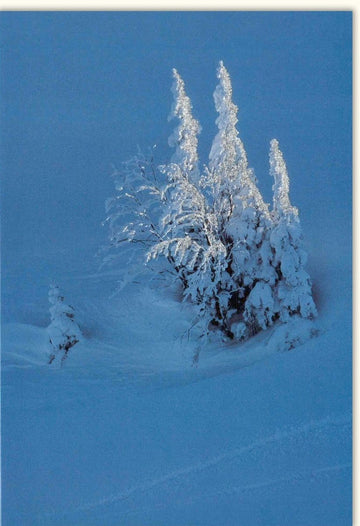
<box><xmin>47</xmin><ymin>284</ymin><xmax>82</xmax><ymax>365</ymax></box>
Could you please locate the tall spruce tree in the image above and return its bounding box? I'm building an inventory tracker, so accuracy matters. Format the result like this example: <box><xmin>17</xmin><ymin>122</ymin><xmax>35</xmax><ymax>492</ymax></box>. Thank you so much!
<box><xmin>207</xmin><ymin>61</ymin><xmax>276</xmax><ymax>336</ymax></box>
<box><xmin>168</xmin><ymin>68</ymin><xmax>201</xmax><ymax>183</ymax></box>
<box><xmin>148</xmin><ymin>69</ymin><xmax>209</xmax><ymax>271</ymax></box>
<box><xmin>269</xmin><ymin>139</ymin><xmax>317</xmax><ymax>321</ymax></box>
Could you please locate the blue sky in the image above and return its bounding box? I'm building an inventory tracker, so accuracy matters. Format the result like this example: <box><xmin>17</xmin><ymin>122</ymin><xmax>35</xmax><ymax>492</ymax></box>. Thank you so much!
<box><xmin>1</xmin><ymin>11</ymin><xmax>352</xmax><ymax>290</ymax></box>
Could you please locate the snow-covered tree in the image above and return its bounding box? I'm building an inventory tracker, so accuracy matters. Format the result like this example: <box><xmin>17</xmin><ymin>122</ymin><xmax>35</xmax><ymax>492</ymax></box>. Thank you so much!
<box><xmin>157</xmin><ymin>69</ymin><xmax>205</xmax><ymax>246</ymax></box>
<box><xmin>101</xmin><ymin>148</ymin><xmax>173</xmax><ymax>290</ymax></box>
<box><xmin>146</xmin><ymin>70</ymin><xmax>208</xmax><ymax>287</ymax></box>
<box><xmin>207</xmin><ymin>61</ymin><xmax>270</xmax><ymax>226</ymax></box>
<box><xmin>148</xmin><ymin>69</ymin><xmax>234</xmax><ymax>336</ymax></box>
<box><xmin>102</xmin><ymin>62</ymin><xmax>317</xmax><ymax>346</ymax></box>
<box><xmin>206</xmin><ymin>61</ymin><xmax>277</xmax><ymax>336</ymax></box>
<box><xmin>168</xmin><ymin>68</ymin><xmax>201</xmax><ymax>183</ymax></box>
<box><xmin>102</xmin><ymin>70</ymin><xmax>203</xmax><ymax>290</ymax></box>
<box><xmin>269</xmin><ymin>139</ymin><xmax>317</xmax><ymax>322</ymax></box>
<box><xmin>47</xmin><ymin>284</ymin><xmax>82</xmax><ymax>365</ymax></box>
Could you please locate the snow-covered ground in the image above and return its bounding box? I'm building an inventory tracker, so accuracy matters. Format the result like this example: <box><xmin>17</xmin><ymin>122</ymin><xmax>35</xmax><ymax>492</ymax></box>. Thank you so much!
<box><xmin>1</xmin><ymin>237</ymin><xmax>352</xmax><ymax>525</ymax></box>
<box><xmin>1</xmin><ymin>11</ymin><xmax>351</xmax><ymax>526</ymax></box>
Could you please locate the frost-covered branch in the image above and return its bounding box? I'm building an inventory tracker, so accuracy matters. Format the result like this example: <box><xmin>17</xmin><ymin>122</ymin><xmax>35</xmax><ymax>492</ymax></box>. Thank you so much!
<box><xmin>103</xmin><ymin>150</ymin><xmax>166</xmax><ymax>249</ymax></box>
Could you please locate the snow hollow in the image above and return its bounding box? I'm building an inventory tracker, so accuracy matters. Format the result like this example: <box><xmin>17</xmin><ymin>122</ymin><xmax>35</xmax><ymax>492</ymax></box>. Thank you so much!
<box><xmin>1</xmin><ymin>11</ymin><xmax>352</xmax><ymax>526</ymax></box>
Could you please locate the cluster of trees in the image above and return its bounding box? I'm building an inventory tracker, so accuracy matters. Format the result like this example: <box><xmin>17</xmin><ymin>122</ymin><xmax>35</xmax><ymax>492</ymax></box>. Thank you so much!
<box><xmin>104</xmin><ymin>61</ymin><xmax>316</xmax><ymax>341</ymax></box>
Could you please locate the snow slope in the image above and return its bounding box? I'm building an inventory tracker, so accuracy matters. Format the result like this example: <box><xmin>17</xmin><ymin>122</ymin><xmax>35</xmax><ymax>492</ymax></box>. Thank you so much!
<box><xmin>1</xmin><ymin>11</ymin><xmax>351</xmax><ymax>526</ymax></box>
<box><xmin>1</xmin><ymin>264</ymin><xmax>351</xmax><ymax>525</ymax></box>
